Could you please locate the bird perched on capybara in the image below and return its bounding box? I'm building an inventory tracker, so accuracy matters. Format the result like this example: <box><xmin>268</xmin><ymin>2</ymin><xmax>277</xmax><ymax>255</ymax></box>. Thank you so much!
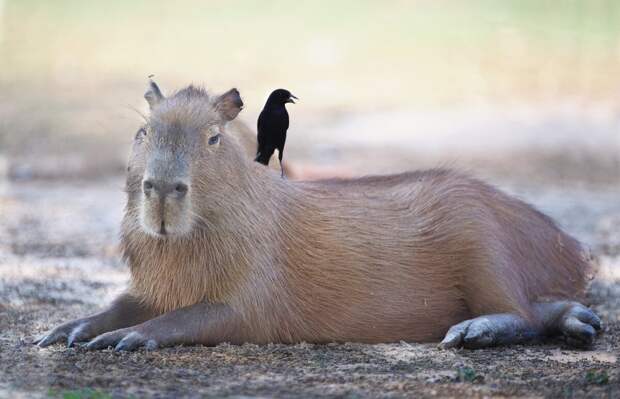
<box><xmin>255</xmin><ymin>88</ymin><xmax>297</xmax><ymax>177</ymax></box>
<box><xmin>36</xmin><ymin>81</ymin><xmax>600</xmax><ymax>352</ymax></box>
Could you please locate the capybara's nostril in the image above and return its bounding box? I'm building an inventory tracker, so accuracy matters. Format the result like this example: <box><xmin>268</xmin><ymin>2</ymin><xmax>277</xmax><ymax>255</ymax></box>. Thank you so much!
<box><xmin>143</xmin><ymin>179</ymin><xmax>187</xmax><ymax>198</ymax></box>
<box><xmin>143</xmin><ymin>180</ymin><xmax>154</xmax><ymax>195</ymax></box>
<box><xmin>175</xmin><ymin>182</ymin><xmax>188</xmax><ymax>198</ymax></box>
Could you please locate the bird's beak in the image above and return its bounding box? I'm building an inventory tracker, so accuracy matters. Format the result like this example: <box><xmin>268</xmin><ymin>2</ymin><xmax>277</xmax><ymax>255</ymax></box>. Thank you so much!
<box><xmin>287</xmin><ymin>94</ymin><xmax>298</xmax><ymax>104</ymax></box>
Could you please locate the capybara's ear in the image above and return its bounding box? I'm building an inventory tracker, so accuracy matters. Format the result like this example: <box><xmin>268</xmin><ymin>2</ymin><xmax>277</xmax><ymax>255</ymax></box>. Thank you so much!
<box><xmin>214</xmin><ymin>88</ymin><xmax>243</xmax><ymax>122</ymax></box>
<box><xmin>144</xmin><ymin>79</ymin><xmax>165</xmax><ymax>109</ymax></box>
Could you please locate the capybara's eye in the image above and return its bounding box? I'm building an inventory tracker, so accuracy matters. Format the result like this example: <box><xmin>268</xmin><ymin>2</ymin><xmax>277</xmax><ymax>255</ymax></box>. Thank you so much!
<box><xmin>208</xmin><ymin>134</ymin><xmax>220</xmax><ymax>145</ymax></box>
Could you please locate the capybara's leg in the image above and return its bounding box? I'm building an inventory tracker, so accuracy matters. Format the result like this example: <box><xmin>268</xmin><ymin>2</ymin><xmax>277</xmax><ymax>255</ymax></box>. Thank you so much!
<box><xmin>86</xmin><ymin>302</ymin><xmax>243</xmax><ymax>351</ymax></box>
<box><xmin>35</xmin><ymin>293</ymin><xmax>156</xmax><ymax>348</ymax></box>
<box><xmin>439</xmin><ymin>301</ymin><xmax>601</xmax><ymax>349</ymax></box>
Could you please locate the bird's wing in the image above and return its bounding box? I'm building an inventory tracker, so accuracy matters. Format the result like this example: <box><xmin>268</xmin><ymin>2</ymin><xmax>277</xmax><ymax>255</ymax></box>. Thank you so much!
<box><xmin>283</xmin><ymin>111</ymin><xmax>289</xmax><ymax>132</ymax></box>
<box><xmin>270</xmin><ymin>110</ymin><xmax>289</xmax><ymax>135</ymax></box>
<box><xmin>257</xmin><ymin>111</ymin><xmax>267</xmax><ymax>143</ymax></box>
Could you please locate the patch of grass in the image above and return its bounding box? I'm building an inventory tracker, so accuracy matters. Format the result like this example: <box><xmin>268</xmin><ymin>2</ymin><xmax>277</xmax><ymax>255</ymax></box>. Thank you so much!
<box><xmin>48</xmin><ymin>388</ymin><xmax>113</xmax><ymax>399</ymax></box>
<box><xmin>455</xmin><ymin>366</ymin><xmax>485</xmax><ymax>384</ymax></box>
<box><xmin>585</xmin><ymin>369</ymin><xmax>609</xmax><ymax>385</ymax></box>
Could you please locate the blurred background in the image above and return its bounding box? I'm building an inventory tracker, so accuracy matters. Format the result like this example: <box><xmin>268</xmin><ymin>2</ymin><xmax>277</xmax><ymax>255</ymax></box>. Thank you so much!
<box><xmin>0</xmin><ymin>0</ymin><xmax>619</xmax><ymax>184</ymax></box>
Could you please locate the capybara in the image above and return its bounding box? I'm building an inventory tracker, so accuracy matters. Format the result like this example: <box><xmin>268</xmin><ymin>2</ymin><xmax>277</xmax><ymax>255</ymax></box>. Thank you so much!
<box><xmin>36</xmin><ymin>81</ymin><xmax>600</xmax><ymax>351</ymax></box>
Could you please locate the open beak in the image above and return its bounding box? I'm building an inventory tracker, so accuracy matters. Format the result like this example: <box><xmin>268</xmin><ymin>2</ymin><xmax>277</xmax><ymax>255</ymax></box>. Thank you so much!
<box><xmin>287</xmin><ymin>94</ymin><xmax>298</xmax><ymax>104</ymax></box>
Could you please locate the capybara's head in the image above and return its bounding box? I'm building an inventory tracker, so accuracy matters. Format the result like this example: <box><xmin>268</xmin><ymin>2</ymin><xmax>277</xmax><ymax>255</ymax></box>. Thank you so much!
<box><xmin>126</xmin><ymin>81</ymin><xmax>244</xmax><ymax>238</ymax></box>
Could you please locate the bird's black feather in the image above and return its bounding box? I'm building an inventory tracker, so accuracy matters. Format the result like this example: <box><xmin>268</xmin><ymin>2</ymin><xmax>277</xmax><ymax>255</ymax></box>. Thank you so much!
<box><xmin>255</xmin><ymin>89</ymin><xmax>296</xmax><ymax>177</ymax></box>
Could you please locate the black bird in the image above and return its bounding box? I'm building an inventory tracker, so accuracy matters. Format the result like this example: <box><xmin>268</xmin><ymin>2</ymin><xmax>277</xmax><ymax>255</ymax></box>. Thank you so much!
<box><xmin>255</xmin><ymin>89</ymin><xmax>297</xmax><ymax>177</ymax></box>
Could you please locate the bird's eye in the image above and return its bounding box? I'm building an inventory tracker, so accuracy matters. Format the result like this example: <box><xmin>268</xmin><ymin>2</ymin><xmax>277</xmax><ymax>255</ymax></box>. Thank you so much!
<box><xmin>135</xmin><ymin>128</ymin><xmax>147</xmax><ymax>140</ymax></box>
<box><xmin>208</xmin><ymin>134</ymin><xmax>220</xmax><ymax>145</ymax></box>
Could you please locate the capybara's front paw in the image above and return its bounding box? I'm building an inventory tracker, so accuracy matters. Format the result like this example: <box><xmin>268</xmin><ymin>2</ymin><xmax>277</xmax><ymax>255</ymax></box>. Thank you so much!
<box><xmin>86</xmin><ymin>327</ymin><xmax>158</xmax><ymax>352</ymax></box>
<box><xmin>34</xmin><ymin>317</ymin><xmax>99</xmax><ymax>348</ymax></box>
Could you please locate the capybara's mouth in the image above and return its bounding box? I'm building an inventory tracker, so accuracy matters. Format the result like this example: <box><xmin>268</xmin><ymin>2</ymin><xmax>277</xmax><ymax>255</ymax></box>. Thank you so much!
<box><xmin>139</xmin><ymin>199</ymin><xmax>194</xmax><ymax>238</ymax></box>
<box><xmin>141</xmin><ymin>214</ymin><xmax>194</xmax><ymax>239</ymax></box>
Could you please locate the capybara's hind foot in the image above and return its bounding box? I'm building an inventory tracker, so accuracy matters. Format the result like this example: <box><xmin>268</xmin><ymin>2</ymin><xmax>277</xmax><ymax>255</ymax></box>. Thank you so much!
<box><xmin>438</xmin><ymin>314</ymin><xmax>538</xmax><ymax>349</ymax></box>
<box><xmin>551</xmin><ymin>302</ymin><xmax>601</xmax><ymax>347</ymax></box>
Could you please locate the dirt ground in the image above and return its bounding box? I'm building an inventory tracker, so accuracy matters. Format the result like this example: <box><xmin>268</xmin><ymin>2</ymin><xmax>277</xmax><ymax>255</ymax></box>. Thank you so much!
<box><xmin>0</xmin><ymin>170</ymin><xmax>618</xmax><ymax>398</ymax></box>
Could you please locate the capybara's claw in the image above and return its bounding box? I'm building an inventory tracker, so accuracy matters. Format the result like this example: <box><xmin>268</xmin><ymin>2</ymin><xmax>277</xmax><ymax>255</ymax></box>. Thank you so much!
<box><xmin>86</xmin><ymin>331</ymin><xmax>121</xmax><ymax>350</ymax></box>
<box><xmin>462</xmin><ymin>318</ymin><xmax>496</xmax><ymax>349</ymax></box>
<box><xmin>113</xmin><ymin>331</ymin><xmax>156</xmax><ymax>352</ymax></box>
<box><xmin>438</xmin><ymin>319</ymin><xmax>472</xmax><ymax>349</ymax></box>
<box><xmin>36</xmin><ymin>319</ymin><xmax>98</xmax><ymax>348</ymax></box>
<box><xmin>36</xmin><ymin>330</ymin><xmax>67</xmax><ymax>348</ymax></box>
<box><xmin>87</xmin><ymin>328</ymin><xmax>156</xmax><ymax>352</ymax></box>
<box><xmin>67</xmin><ymin>324</ymin><xmax>91</xmax><ymax>347</ymax></box>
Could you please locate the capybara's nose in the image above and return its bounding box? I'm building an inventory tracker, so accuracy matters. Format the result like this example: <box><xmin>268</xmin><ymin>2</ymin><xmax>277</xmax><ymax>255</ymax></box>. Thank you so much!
<box><xmin>143</xmin><ymin>180</ymin><xmax>188</xmax><ymax>198</ymax></box>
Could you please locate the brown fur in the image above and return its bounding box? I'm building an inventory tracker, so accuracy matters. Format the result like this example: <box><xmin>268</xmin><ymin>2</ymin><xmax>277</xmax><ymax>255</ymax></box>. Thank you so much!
<box><xmin>120</xmin><ymin>85</ymin><xmax>594</xmax><ymax>344</ymax></box>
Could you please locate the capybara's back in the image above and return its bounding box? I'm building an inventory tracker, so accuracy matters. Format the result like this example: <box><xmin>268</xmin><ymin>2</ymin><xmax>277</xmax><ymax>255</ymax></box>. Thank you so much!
<box><xmin>265</xmin><ymin>169</ymin><xmax>595</xmax><ymax>343</ymax></box>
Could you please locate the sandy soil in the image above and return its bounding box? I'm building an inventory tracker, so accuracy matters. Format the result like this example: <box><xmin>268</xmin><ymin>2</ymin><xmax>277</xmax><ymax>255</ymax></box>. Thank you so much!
<box><xmin>0</xmin><ymin>171</ymin><xmax>618</xmax><ymax>398</ymax></box>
